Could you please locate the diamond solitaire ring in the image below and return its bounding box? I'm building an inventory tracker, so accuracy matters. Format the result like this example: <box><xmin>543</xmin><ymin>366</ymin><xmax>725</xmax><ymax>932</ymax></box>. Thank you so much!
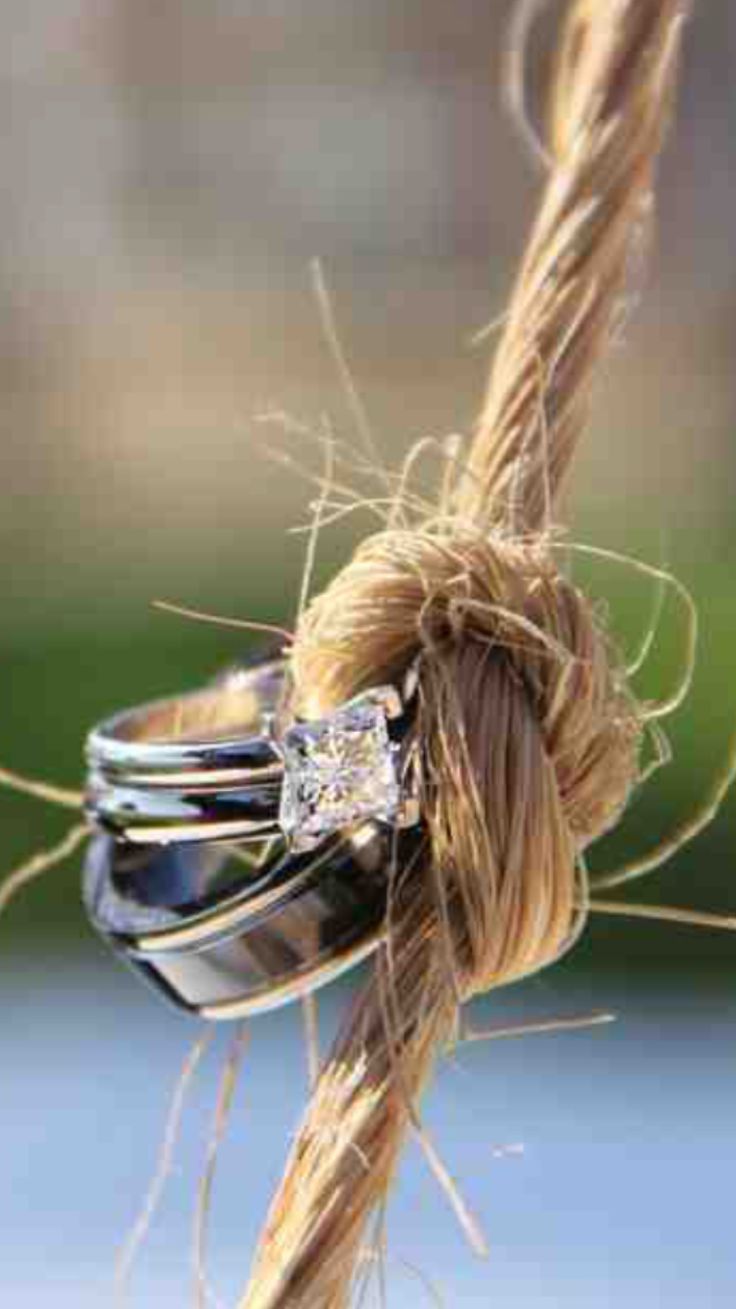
<box><xmin>85</xmin><ymin>658</ymin><xmax>420</xmax><ymax>851</ymax></box>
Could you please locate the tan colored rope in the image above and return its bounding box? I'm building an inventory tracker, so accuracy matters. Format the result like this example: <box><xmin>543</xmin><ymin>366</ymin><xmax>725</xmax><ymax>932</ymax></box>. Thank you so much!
<box><xmin>240</xmin><ymin>3</ymin><xmax>688</xmax><ymax>1305</ymax></box>
<box><xmin>458</xmin><ymin>0</ymin><xmax>684</xmax><ymax>531</ymax></box>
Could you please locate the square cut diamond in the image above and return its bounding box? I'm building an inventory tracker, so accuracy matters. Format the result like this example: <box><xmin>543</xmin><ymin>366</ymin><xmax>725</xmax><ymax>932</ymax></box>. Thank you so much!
<box><xmin>279</xmin><ymin>691</ymin><xmax>401</xmax><ymax>849</ymax></box>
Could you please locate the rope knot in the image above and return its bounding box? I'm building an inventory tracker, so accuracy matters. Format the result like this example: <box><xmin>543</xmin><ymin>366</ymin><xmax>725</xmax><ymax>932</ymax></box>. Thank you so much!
<box><xmin>292</xmin><ymin>526</ymin><xmax>642</xmax><ymax>997</ymax></box>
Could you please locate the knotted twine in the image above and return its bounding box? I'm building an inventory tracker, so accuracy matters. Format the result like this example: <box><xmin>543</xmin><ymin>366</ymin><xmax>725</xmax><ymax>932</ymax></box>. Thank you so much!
<box><xmin>241</xmin><ymin>3</ymin><xmax>687</xmax><ymax>1305</ymax></box>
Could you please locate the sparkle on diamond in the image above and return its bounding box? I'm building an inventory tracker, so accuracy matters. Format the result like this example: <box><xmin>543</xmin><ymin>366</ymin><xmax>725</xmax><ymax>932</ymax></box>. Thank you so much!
<box><xmin>279</xmin><ymin>698</ymin><xmax>400</xmax><ymax>847</ymax></box>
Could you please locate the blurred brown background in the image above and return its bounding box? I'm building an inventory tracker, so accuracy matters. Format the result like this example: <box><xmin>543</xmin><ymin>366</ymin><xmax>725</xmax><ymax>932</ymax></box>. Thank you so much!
<box><xmin>1</xmin><ymin>0</ymin><xmax>735</xmax><ymax>967</ymax></box>
<box><xmin>2</xmin><ymin>0</ymin><xmax>735</xmax><ymax>618</ymax></box>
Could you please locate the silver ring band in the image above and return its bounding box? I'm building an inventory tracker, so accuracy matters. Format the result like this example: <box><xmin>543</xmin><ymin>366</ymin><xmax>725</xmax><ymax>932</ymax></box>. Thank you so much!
<box><xmin>85</xmin><ymin>659</ymin><xmax>284</xmax><ymax>783</ymax></box>
<box><xmin>83</xmin><ymin>824</ymin><xmax>408</xmax><ymax>1019</ymax></box>
<box><xmin>85</xmin><ymin>769</ymin><xmax>282</xmax><ymax>845</ymax></box>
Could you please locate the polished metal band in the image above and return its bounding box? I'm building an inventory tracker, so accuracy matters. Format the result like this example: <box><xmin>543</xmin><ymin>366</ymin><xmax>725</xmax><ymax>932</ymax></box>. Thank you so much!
<box><xmin>85</xmin><ymin>769</ymin><xmax>282</xmax><ymax>845</ymax></box>
<box><xmin>83</xmin><ymin>824</ymin><xmax>407</xmax><ymax>1019</ymax></box>
<box><xmin>86</xmin><ymin>659</ymin><xmax>284</xmax><ymax>784</ymax></box>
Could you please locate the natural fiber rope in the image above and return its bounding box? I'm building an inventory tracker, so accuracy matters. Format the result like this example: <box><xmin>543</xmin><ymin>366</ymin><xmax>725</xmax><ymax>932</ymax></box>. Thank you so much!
<box><xmin>459</xmin><ymin>0</ymin><xmax>684</xmax><ymax>532</ymax></box>
<box><xmin>240</xmin><ymin>3</ymin><xmax>687</xmax><ymax>1305</ymax></box>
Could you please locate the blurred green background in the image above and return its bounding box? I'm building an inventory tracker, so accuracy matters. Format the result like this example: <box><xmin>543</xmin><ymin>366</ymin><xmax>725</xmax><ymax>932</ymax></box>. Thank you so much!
<box><xmin>1</xmin><ymin>0</ymin><xmax>734</xmax><ymax>974</ymax></box>
<box><xmin>1</xmin><ymin>4</ymin><xmax>735</xmax><ymax>1304</ymax></box>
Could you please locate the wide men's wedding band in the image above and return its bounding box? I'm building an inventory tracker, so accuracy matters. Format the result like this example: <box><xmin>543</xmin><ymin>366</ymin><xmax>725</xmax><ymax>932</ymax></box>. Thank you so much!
<box><xmin>83</xmin><ymin>825</ymin><xmax>405</xmax><ymax>1019</ymax></box>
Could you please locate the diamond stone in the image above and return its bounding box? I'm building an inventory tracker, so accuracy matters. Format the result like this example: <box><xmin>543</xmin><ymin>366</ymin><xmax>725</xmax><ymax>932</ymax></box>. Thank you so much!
<box><xmin>279</xmin><ymin>691</ymin><xmax>401</xmax><ymax>849</ymax></box>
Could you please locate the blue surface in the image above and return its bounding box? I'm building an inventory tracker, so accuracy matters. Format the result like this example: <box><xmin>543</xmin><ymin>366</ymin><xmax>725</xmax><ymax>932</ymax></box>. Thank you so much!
<box><xmin>1</xmin><ymin>948</ymin><xmax>734</xmax><ymax>1307</ymax></box>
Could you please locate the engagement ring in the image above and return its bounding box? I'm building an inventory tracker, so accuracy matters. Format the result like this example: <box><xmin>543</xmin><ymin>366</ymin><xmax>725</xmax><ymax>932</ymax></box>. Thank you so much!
<box><xmin>85</xmin><ymin>659</ymin><xmax>420</xmax><ymax>849</ymax></box>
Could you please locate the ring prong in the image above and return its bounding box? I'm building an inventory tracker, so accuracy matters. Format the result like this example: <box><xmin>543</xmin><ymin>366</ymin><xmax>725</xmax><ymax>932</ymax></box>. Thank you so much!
<box><xmin>261</xmin><ymin>712</ymin><xmax>281</xmax><ymax>749</ymax></box>
<box><xmin>368</xmin><ymin>686</ymin><xmax>403</xmax><ymax>720</ymax></box>
<box><xmin>398</xmin><ymin>796</ymin><xmax>421</xmax><ymax>828</ymax></box>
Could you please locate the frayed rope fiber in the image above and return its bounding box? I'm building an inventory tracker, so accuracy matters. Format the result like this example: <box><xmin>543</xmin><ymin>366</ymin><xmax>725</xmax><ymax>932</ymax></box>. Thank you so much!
<box><xmin>239</xmin><ymin>2</ymin><xmax>688</xmax><ymax>1306</ymax></box>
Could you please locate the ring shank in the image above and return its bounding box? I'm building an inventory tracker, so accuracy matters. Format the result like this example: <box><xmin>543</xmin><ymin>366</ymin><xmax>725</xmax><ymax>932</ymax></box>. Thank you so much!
<box><xmin>86</xmin><ymin>659</ymin><xmax>284</xmax><ymax>781</ymax></box>
<box><xmin>84</xmin><ymin>826</ymin><xmax>395</xmax><ymax>1018</ymax></box>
